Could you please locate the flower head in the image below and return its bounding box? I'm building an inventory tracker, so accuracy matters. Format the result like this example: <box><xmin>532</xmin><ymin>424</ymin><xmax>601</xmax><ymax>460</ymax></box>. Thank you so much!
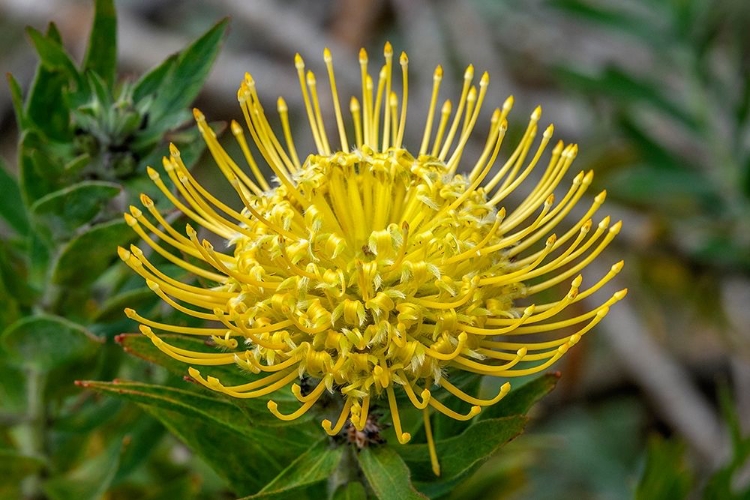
<box><xmin>120</xmin><ymin>43</ymin><xmax>625</xmax><ymax>475</ymax></box>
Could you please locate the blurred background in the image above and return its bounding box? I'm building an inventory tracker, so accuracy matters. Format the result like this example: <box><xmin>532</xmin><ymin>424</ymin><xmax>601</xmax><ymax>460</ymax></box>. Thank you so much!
<box><xmin>1</xmin><ymin>0</ymin><xmax>749</xmax><ymax>498</ymax></box>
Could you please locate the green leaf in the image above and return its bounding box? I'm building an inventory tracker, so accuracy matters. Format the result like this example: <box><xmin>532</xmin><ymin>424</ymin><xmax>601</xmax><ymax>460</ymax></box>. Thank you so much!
<box><xmin>1</xmin><ymin>314</ymin><xmax>101</xmax><ymax>371</ymax></box>
<box><xmin>480</xmin><ymin>372</ymin><xmax>560</xmax><ymax>420</ymax></box>
<box><xmin>30</xmin><ymin>181</ymin><xmax>121</xmax><ymax>240</ymax></box>
<box><xmin>0</xmin><ymin>240</ymin><xmax>33</xmax><ymax>325</ymax></box>
<box><xmin>93</xmin><ymin>287</ymin><xmax>156</xmax><ymax>324</ymax></box>
<box><xmin>0</xmin><ymin>450</ymin><xmax>46</xmax><ymax>499</ymax></box>
<box><xmin>432</xmin><ymin>370</ymin><xmax>482</xmax><ymax>440</ymax></box>
<box><xmin>114</xmin><ymin>415</ymin><xmax>166</xmax><ymax>481</ymax></box>
<box><xmin>555</xmin><ymin>66</ymin><xmax>699</xmax><ymax>132</ymax></box>
<box><xmin>132</xmin><ymin>55</ymin><xmax>177</xmax><ymax>103</ymax></box>
<box><xmin>116</xmin><ymin>333</ymin><xmax>258</xmax><ymax>387</ymax></box>
<box><xmin>52</xmin><ymin>218</ymin><xmax>135</xmax><ymax>287</ymax></box>
<box><xmin>635</xmin><ymin>437</ymin><xmax>692</xmax><ymax>500</ymax></box>
<box><xmin>115</xmin><ymin>333</ymin><xmax>307</xmax><ymax>425</ymax></box>
<box><xmin>26</xmin><ymin>27</ymin><xmax>82</xmax><ymax>85</ymax></box>
<box><xmin>550</xmin><ymin>0</ymin><xmax>668</xmax><ymax>46</ymax></box>
<box><xmin>142</xmin><ymin>474</ymin><xmax>202</xmax><ymax>500</ymax></box>
<box><xmin>703</xmin><ymin>384</ymin><xmax>750</xmax><ymax>499</ymax></box>
<box><xmin>358</xmin><ymin>447</ymin><xmax>427</xmax><ymax>500</ymax></box>
<box><xmin>22</xmin><ymin>24</ymin><xmax>77</xmax><ymax>142</ymax></box>
<box><xmin>6</xmin><ymin>73</ymin><xmax>27</xmax><ymax>130</ymax></box>
<box><xmin>43</xmin><ymin>438</ymin><xmax>123</xmax><ymax>500</ymax></box>
<box><xmin>28</xmin><ymin>231</ymin><xmax>51</xmax><ymax>288</ymax></box>
<box><xmin>395</xmin><ymin>415</ymin><xmax>527</xmax><ymax>497</ymax></box>
<box><xmin>607</xmin><ymin>164</ymin><xmax>720</xmax><ymax>216</ymax></box>
<box><xmin>332</xmin><ymin>482</ymin><xmax>367</xmax><ymax>500</ymax></box>
<box><xmin>618</xmin><ymin>115</ymin><xmax>690</xmax><ymax>172</ymax></box>
<box><xmin>18</xmin><ymin>131</ymin><xmax>60</xmax><ymax>205</ymax></box>
<box><xmin>243</xmin><ymin>439</ymin><xmax>344</xmax><ymax>499</ymax></box>
<box><xmin>80</xmin><ymin>380</ymin><xmax>259</xmax><ymax>437</ymax></box>
<box><xmin>46</xmin><ymin>22</ymin><xmax>63</xmax><ymax>44</ymax></box>
<box><xmin>146</xmin><ymin>19</ymin><xmax>229</xmax><ymax>130</ymax></box>
<box><xmin>0</xmin><ymin>361</ymin><xmax>26</xmax><ymax>412</ymax></box>
<box><xmin>82</xmin><ymin>0</ymin><xmax>117</xmax><ymax>86</ymax></box>
<box><xmin>53</xmin><ymin>397</ymin><xmax>122</xmax><ymax>432</ymax></box>
<box><xmin>0</xmin><ymin>158</ymin><xmax>29</xmax><ymax>235</ymax></box>
<box><xmin>82</xmin><ymin>380</ymin><xmax>317</xmax><ymax>495</ymax></box>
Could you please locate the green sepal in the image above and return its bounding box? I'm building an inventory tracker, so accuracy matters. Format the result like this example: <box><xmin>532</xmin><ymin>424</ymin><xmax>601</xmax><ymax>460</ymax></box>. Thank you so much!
<box><xmin>51</xmin><ymin>218</ymin><xmax>135</xmax><ymax>287</ymax></box>
<box><xmin>82</xmin><ymin>0</ymin><xmax>117</xmax><ymax>86</ymax></box>
<box><xmin>357</xmin><ymin>446</ymin><xmax>427</xmax><ymax>500</ymax></box>
<box><xmin>242</xmin><ymin>438</ymin><xmax>344</xmax><ymax>499</ymax></box>
<box><xmin>30</xmin><ymin>181</ymin><xmax>121</xmax><ymax>240</ymax></box>
<box><xmin>1</xmin><ymin>314</ymin><xmax>101</xmax><ymax>372</ymax></box>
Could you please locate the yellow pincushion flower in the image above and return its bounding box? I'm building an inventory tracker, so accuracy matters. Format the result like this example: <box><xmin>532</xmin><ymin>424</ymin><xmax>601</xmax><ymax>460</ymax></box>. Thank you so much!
<box><xmin>120</xmin><ymin>43</ymin><xmax>625</xmax><ymax>476</ymax></box>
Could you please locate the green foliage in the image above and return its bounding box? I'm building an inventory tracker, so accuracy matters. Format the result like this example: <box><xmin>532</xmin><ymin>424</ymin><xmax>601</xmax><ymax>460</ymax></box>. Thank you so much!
<box><xmin>358</xmin><ymin>447</ymin><xmax>428</xmax><ymax>500</ymax></box>
<box><xmin>84</xmin><ymin>340</ymin><xmax>556</xmax><ymax>498</ymax></box>
<box><xmin>702</xmin><ymin>385</ymin><xmax>750</xmax><ymax>499</ymax></box>
<box><xmin>635</xmin><ymin>437</ymin><xmax>691</xmax><ymax>500</ymax></box>
<box><xmin>0</xmin><ymin>1</ymin><xmax>228</xmax><ymax>498</ymax></box>
<box><xmin>0</xmin><ymin>450</ymin><xmax>46</xmax><ymax>499</ymax></box>
<box><xmin>42</xmin><ymin>438</ymin><xmax>124</xmax><ymax>500</ymax></box>
<box><xmin>81</xmin><ymin>379</ymin><xmax>319</xmax><ymax>495</ymax></box>
<box><xmin>551</xmin><ymin>0</ymin><xmax>750</xmax><ymax>272</ymax></box>
<box><xmin>634</xmin><ymin>385</ymin><xmax>750</xmax><ymax>499</ymax></box>
<box><xmin>480</xmin><ymin>373</ymin><xmax>560</xmax><ymax>420</ymax></box>
<box><xmin>0</xmin><ymin>157</ymin><xmax>30</xmax><ymax>236</ymax></box>
<box><xmin>82</xmin><ymin>0</ymin><xmax>117</xmax><ymax>86</ymax></box>
<box><xmin>13</xmin><ymin>7</ymin><xmax>226</xmax><ymax>209</ymax></box>
<box><xmin>243</xmin><ymin>439</ymin><xmax>345</xmax><ymax>499</ymax></box>
<box><xmin>30</xmin><ymin>181</ymin><xmax>121</xmax><ymax>241</ymax></box>
<box><xmin>1</xmin><ymin>315</ymin><xmax>101</xmax><ymax>372</ymax></box>
<box><xmin>332</xmin><ymin>482</ymin><xmax>368</xmax><ymax>500</ymax></box>
<box><xmin>51</xmin><ymin>219</ymin><xmax>135</xmax><ymax>287</ymax></box>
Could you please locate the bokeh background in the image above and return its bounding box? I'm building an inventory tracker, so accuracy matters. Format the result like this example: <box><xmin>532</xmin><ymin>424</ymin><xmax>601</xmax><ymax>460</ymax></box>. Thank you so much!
<box><xmin>1</xmin><ymin>0</ymin><xmax>749</xmax><ymax>498</ymax></box>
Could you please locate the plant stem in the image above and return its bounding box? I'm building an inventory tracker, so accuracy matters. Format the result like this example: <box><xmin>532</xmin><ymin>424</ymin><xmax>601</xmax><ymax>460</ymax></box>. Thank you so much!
<box><xmin>21</xmin><ymin>367</ymin><xmax>47</xmax><ymax>500</ymax></box>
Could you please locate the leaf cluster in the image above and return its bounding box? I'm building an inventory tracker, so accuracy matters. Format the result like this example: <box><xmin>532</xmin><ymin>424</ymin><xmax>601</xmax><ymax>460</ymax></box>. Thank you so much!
<box><xmin>86</xmin><ymin>333</ymin><xmax>560</xmax><ymax>499</ymax></box>
<box><xmin>0</xmin><ymin>1</ymin><xmax>228</xmax><ymax>498</ymax></box>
